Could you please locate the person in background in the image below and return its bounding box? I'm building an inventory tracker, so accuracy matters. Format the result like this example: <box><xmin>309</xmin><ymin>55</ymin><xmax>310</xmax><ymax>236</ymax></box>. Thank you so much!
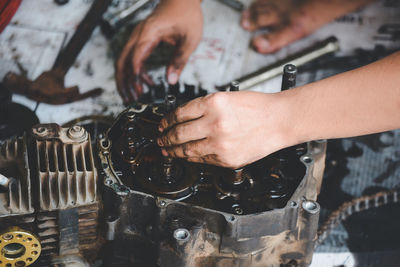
<box><xmin>117</xmin><ymin>0</ymin><xmax>400</xmax><ymax>169</ymax></box>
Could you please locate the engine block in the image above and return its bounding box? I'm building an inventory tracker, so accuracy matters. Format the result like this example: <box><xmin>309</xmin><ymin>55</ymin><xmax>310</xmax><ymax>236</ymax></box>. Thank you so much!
<box><xmin>0</xmin><ymin>126</ymin><xmax>101</xmax><ymax>267</ymax></box>
<box><xmin>97</xmin><ymin>100</ymin><xmax>326</xmax><ymax>267</ymax></box>
<box><xmin>0</xmin><ymin>98</ymin><xmax>326</xmax><ymax>267</ymax></box>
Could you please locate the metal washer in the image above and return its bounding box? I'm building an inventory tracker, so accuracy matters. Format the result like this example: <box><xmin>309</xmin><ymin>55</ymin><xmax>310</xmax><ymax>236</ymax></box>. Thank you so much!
<box><xmin>0</xmin><ymin>227</ymin><xmax>41</xmax><ymax>266</ymax></box>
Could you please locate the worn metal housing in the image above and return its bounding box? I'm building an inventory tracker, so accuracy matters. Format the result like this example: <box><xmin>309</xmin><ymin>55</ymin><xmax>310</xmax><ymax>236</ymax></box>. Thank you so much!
<box><xmin>0</xmin><ymin>107</ymin><xmax>326</xmax><ymax>266</ymax></box>
<box><xmin>99</xmin><ymin>105</ymin><xmax>327</xmax><ymax>267</ymax></box>
<box><xmin>0</xmin><ymin>124</ymin><xmax>101</xmax><ymax>266</ymax></box>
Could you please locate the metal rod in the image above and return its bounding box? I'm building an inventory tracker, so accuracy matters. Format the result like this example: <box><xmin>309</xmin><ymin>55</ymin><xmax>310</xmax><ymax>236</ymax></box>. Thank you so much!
<box><xmin>218</xmin><ymin>36</ymin><xmax>340</xmax><ymax>91</ymax></box>
<box><xmin>216</xmin><ymin>0</ymin><xmax>244</xmax><ymax>11</ymax></box>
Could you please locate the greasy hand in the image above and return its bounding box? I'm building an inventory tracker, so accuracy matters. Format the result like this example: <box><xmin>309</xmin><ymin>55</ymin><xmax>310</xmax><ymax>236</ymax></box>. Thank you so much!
<box><xmin>157</xmin><ymin>92</ymin><xmax>293</xmax><ymax>169</ymax></box>
<box><xmin>241</xmin><ymin>0</ymin><xmax>374</xmax><ymax>53</ymax></box>
<box><xmin>116</xmin><ymin>0</ymin><xmax>203</xmax><ymax>105</ymax></box>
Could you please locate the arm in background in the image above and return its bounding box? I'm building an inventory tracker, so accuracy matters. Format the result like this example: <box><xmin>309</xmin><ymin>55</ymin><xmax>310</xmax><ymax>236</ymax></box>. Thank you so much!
<box><xmin>242</xmin><ymin>0</ymin><xmax>376</xmax><ymax>53</ymax></box>
<box><xmin>116</xmin><ymin>0</ymin><xmax>203</xmax><ymax>104</ymax></box>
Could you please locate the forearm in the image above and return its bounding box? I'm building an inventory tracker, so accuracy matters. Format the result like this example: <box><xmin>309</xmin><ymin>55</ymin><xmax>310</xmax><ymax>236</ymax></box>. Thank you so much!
<box><xmin>283</xmin><ymin>51</ymin><xmax>400</xmax><ymax>144</ymax></box>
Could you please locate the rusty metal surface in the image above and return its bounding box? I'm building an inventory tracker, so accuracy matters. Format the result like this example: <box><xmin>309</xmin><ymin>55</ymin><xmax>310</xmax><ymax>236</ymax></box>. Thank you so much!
<box><xmin>0</xmin><ymin>136</ymin><xmax>33</xmax><ymax>216</ymax></box>
<box><xmin>0</xmin><ymin>123</ymin><xmax>101</xmax><ymax>266</ymax></box>
<box><xmin>98</xmin><ymin>98</ymin><xmax>327</xmax><ymax>266</ymax></box>
<box><xmin>0</xmin><ymin>112</ymin><xmax>325</xmax><ymax>266</ymax></box>
<box><xmin>1</xmin><ymin>0</ymin><xmax>113</xmax><ymax>105</ymax></box>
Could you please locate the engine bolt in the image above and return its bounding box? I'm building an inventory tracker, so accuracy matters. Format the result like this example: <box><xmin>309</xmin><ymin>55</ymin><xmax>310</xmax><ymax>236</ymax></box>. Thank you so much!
<box><xmin>126</xmin><ymin>111</ymin><xmax>135</xmax><ymax>121</ymax></box>
<box><xmin>281</xmin><ymin>64</ymin><xmax>297</xmax><ymax>91</ymax></box>
<box><xmin>35</xmin><ymin>126</ymin><xmax>48</xmax><ymax>137</ymax></box>
<box><xmin>229</xmin><ymin>81</ymin><xmax>240</xmax><ymax>91</ymax></box>
<box><xmin>164</xmin><ymin>94</ymin><xmax>176</xmax><ymax>113</ymax></box>
<box><xmin>68</xmin><ymin>125</ymin><xmax>85</xmax><ymax>140</ymax></box>
<box><xmin>2</xmin><ymin>233</ymin><xmax>13</xmax><ymax>240</ymax></box>
<box><xmin>232</xmin><ymin>204</ymin><xmax>244</xmax><ymax>215</ymax></box>
<box><xmin>234</xmin><ymin>207</ymin><xmax>243</xmax><ymax>215</ymax></box>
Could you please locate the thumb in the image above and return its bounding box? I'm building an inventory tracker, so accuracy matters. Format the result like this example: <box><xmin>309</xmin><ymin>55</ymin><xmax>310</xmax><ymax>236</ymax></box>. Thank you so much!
<box><xmin>252</xmin><ymin>24</ymin><xmax>307</xmax><ymax>54</ymax></box>
<box><xmin>166</xmin><ymin>43</ymin><xmax>194</xmax><ymax>85</ymax></box>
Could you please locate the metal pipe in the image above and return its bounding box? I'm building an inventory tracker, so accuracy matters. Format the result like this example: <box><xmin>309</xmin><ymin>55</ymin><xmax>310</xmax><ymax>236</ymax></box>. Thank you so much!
<box><xmin>218</xmin><ymin>36</ymin><xmax>340</xmax><ymax>91</ymax></box>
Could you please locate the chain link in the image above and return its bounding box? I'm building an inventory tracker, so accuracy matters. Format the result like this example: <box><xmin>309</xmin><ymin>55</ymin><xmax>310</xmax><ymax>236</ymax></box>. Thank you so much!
<box><xmin>315</xmin><ymin>188</ymin><xmax>400</xmax><ymax>249</ymax></box>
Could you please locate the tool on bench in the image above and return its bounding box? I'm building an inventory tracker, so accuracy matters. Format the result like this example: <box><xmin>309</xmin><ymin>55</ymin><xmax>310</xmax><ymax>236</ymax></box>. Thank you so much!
<box><xmin>217</xmin><ymin>36</ymin><xmax>340</xmax><ymax>91</ymax></box>
<box><xmin>101</xmin><ymin>0</ymin><xmax>151</xmax><ymax>38</ymax></box>
<box><xmin>2</xmin><ymin>0</ymin><xmax>113</xmax><ymax>105</ymax></box>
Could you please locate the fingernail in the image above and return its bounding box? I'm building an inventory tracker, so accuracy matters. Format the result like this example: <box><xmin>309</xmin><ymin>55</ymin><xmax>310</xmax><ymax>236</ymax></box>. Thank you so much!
<box><xmin>161</xmin><ymin>149</ymin><xmax>168</xmax><ymax>156</ymax></box>
<box><xmin>257</xmin><ymin>38</ymin><xmax>270</xmax><ymax>50</ymax></box>
<box><xmin>242</xmin><ymin>20</ymin><xmax>250</xmax><ymax>29</ymax></box>
<box><xmin>168</xmin><ymin>72</ymin><xmax>178</xmax><ymax>85</ymax></box>
<box><xmin>157</xmin><ymin>138</ymin><xmax>163</xmax><ymax>147</ymax></box>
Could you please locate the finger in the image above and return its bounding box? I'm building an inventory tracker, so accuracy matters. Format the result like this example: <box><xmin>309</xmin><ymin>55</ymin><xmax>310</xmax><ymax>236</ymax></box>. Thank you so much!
<box><xmin>131</xmin><ymin>39</ymin><xmax>160</xmax><ymax>98</ymax></box>
<box><xmin>162</xmin><ymin>139</ymin><xmax>211</xmax><ymax>158</ymax></box>
<box><xmin>241</xmin><ymin>5</ymin><xmax>279</xmax><ymax>31</ymax></box>
<box><xmin>184</xmin><ymin>156</ymin><xmax>206</xmax><ymax>164</ymax></box>
<box><xmin>166</xmin><ymin>40</ymin><xmax>195</xmax><ymax>85</ymax></box>
<box><xmin>116</xmin><ymin>43</ymin><xmax>135</xmax><ymax>105</ymax></box>
<box><xmin>141</xmin><ymin>71</ymin><xmax>155</xmax><ymax>87</ymax></box>
<box><xmin>240</xmin><ymin>9</ymin><xmax>253</xmax><ymax>31</ymax></box>
<box><xmin>131</xmin><ymin>73</ymin><xmax>142</xmax><ymax>99</ymax></box>
<box><xmin>159</xmin><ymin>96</ymin><xmax>206</xmax><ymax>131</ymax></box>
<box><xmin>185</xmin><ymin>154</ymin><xmax>219</xmax><ymax>165</ymax></box>
<box><xmin>116</xmin><ymin>73</ymin><xmax>130</xmax><ymax>105</ymax></box>
<box><xmin>132</xmin><ymin>38</ymin><xmax>161</xmax><ymax>76</ymax></box>
<box><xmin>158</xmin><ymin>117</ymin><xmax>209</xmax><ymax>147</ymax></box>
<box><xmin>116</xmin><ymin>25</ymin><xmax>142</xmax><ymax>105</ymax></box>
<box><xmin>251</xmin><ymin>23</ymin><xmax>307</xmax><ymax>54</ymax></box>
<box><xmin>125</xmin><ymin>59</ymin><xmax>139</xmax><ymax>103</ymax></box>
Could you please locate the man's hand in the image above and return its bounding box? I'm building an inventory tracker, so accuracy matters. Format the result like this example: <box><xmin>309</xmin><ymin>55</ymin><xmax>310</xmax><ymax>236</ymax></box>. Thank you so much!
<box><xmin>157</xmin><ymin>91</ymin><xmax>293</xmax><ymax>169</ymax></box>
<box><xmin>116</xmin><ymin>0</ymin><xmax>203</xmax><ymax>105</ymax></box>
<box><xmin>241</xmin><ymin>0</ymin><xmax>375</xmax><ymax>54</ymax></box>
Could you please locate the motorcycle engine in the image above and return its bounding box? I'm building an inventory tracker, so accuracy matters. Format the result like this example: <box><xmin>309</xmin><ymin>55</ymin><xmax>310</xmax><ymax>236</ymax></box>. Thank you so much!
<box><xmin>0</xmin><ymin>90</ymin><xmax>326</xmax><ymax>267</ymax></box>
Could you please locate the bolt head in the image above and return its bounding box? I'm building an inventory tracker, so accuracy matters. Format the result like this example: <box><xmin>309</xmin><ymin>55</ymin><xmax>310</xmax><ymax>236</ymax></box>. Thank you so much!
<box><xmin>68</xmin><ymin>125</ymin><xmax>86</xmax><ymax>140</ymax></box>
<box><xmin>34</xmin><ymin>126</ymin><xmax>48</xmax><ymax>137</ymax></box>
<box><xmin>2</xmin><ymin>233</ymin><xmax>13</xmax><ymax>240</ymax></box>
<box><xmin>233</xmin><ymin>206</ymin><xmax>243</xmax><ymax>215</ymax></box>
<box><xmin>71</xmin><ymin>125</ymin><xmax>82</xmax><ymax>132</ymax></box>
<box><xmin>126</xmin><ymin>111</ymin><xmax>135</xmax><ymax>120</ymax></box>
